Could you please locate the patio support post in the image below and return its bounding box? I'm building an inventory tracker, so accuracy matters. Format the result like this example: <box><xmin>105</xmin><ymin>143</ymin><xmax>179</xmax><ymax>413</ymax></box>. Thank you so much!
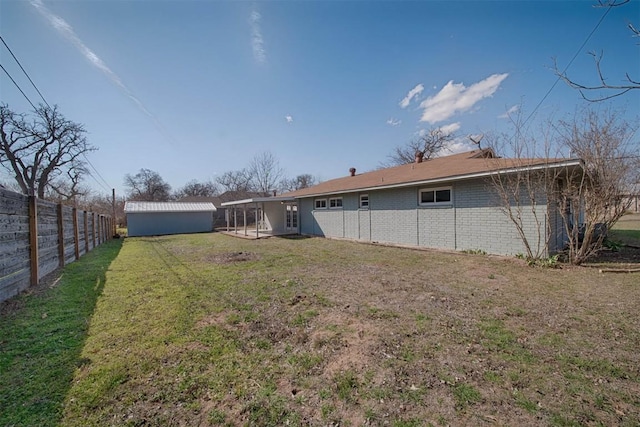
<box><xmin>243</xmin><ymin>206</ymin><xmax>247</xmax><ymax>236</ymax></box>
<box><xmin>255</xmin><ymin>202</ymin><xmax>259</xmax><ymax>238</ymax></box>
<box><xmin>233</xmin><ymin>208</ymin><xmax>237</xmax><ymax>234</ymax></box>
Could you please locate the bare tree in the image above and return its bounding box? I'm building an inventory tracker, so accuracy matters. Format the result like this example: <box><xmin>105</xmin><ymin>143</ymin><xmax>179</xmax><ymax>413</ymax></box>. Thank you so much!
<box><xmin>76</xmin><ymin>190</ymin><xmax>126</xmax><ymax>227</ymax></box>
<box><xmin>0</xmin><ymin>104</ymin><xmax>95</xmax><ymax>199</ymax></box>
<box><xmin>124</xmin><ymin>168</ymin><xmax>171</xmax><ymax>201</ymax></box>
<box><xmin>173</xmin><ymin>179</ymin><xmax>219</xmax><ymax>199</ymax></box>
<box><xmin>487</xmin><ymin>107</ymin><xmax>638</xmax><ymax>265</ymax></box>
<box><xmin>248</xmin><ymin>151</ymin><xmax>284</xmax><ymax>195</ymax></box>
<box><xmin>382</xmin><ymin>127</ymin><xmax>457</xmax><ymax>167</ymax></box>
<box><xmin>485</xmin><ymin>111</ymin><xmax>561</xmax><ymax>260</ymax></box>
<box><xmin>280</xmin><ymin>174</ymin><xmax>317</xmax><ymax>192</ymax></box>
<box><xmin>553</xmin><ymin>0</ymin><xmax>639</xmax><ymax>101</ymax></box>
<box><xmin>215</xmin><ymin>169</ymin><xmax>252</xmax><ymax>193</ymax></box>
<box><xmin>554</xmin><ymin>108</ymin><xmax>639</xmax><ymax>264</ymax></box>
<box><xmin>45</xmin><ymin>172</ymin><xmax>91</xmax><ymax>205</ymax></box>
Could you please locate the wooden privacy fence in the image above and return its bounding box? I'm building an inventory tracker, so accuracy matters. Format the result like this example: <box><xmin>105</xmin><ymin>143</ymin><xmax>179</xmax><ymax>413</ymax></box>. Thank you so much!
<box><xmin>0</xmin><ymin>187</ymin><xmax>113</xmax><ymax>302</ymax></box>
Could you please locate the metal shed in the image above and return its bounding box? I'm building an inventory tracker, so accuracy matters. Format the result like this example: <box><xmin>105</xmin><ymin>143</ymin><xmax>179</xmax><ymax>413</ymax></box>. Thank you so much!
<box><xmin>124</xmin><ymin>201</ymin><xmax>217</xmax><ymax>237</ymax></box>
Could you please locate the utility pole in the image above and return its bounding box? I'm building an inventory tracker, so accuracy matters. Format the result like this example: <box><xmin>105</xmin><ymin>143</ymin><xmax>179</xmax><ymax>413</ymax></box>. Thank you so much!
<box><xmin>112</xmin><ymin>188</ymin><xmax>117</xmax><ymax>237</ymax></box>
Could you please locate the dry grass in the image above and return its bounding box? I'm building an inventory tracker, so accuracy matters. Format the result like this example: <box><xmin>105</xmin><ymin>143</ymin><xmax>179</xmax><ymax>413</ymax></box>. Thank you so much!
<box><xmin>2</xmin><ymin>226</ymin><xmax>639</xmax><ymax>426</ymax></box>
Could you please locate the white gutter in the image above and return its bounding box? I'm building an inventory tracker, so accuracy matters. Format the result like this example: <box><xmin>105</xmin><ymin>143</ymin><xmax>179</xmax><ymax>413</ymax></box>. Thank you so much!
<box><xmin>221</xmin><ymin>196</ymin><xmax>296</xmax><ymax>207</ymax></box>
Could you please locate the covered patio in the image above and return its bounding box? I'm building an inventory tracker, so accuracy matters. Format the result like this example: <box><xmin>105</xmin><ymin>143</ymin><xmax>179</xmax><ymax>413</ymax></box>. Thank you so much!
<box><xmin>220</xmin><ymin>196</ymin><xmax>298</xmax><ymax>239</ymax></box>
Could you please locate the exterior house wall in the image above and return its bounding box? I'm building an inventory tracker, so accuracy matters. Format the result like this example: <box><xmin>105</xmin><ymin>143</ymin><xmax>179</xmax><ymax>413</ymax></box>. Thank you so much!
<box><xmin>298</xmin><ymin>178</ymin><xmax>554</xmax><ymax>256</ymax></box>
<box><xmin>370</xmin><ymin>187</ymin><xmax>418</xmax><ymax>246</ymax></box>
<box><xmin>343</xmin><ymin>194</ymin><xmax>360</xmax><ymax>240</ymax></box>
<box><xmin>127</xmin><ymin>211</ymin><xmax>213</xmax><ymax>237</ymax></box>
<box><xmin>418</xmin><ymin>206</ymin><xmax>455</xmax><ymax>250</ymax></box>
<box><xmin>453</xmin><ymin>179</ymin><xmax>547</xmax><ymax>255</ymax></box>
<box><xmin>299</xmin><ymin>198</ymin><xmax>316</xmax><ymax>235</ymax></box>
<box><xmin>358</xmin><ymin>209</ymin><xmax>371</xmax><ymax>241</ymax></box>
<box><xmin>263</xmin><ymin>202</ymin><xmax>287</xmax><ymax>233</ymax></box>
<box><xmin>313</xmin><ymin>209</ymin><xmax>344</xmax><ymax>237</ymax></box>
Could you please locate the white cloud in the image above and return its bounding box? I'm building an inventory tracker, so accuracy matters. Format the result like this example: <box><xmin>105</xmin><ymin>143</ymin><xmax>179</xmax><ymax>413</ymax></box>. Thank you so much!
<box><xmin>436</xmin><ymin>122</ymin><xmax>461</xmax><ymax>135</ymax></box>
<box><xmin>285</xmin><ymin>115</ymin><xmax>293</xmax><ymax>123</ymax></box>
<box><xmin>250</xmin><ymin>6</ymin><xmax>266</xmax><ymax>64</ymax></box>
<box><xmin>419</xmin><ymin>73</ymin><xmax>509</xmax><ymax>124</ymax></box>
<box><xmin>498</xmin><ymin>104</ymin><xmax>520</xmax><ymax>119</ymax></box>
<box><xmin>432</xmin><ymin>137</ymin><xmax>476</xmax><ymax>158</ymax></box>
<box><xmin>399</xmin><ymin>84</ymin><xmax>424</xmax><ymax>109</ymax></box>
<box><xmin>386</xmin><ymin>118</ymin><xmax>401</xmax><ymax>126</ymax></box>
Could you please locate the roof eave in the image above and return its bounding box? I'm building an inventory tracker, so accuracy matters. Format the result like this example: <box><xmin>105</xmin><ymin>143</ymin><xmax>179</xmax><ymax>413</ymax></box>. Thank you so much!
<box><xmin>291</xmin><ymin>159</ymin><xmax>582</xmax><ymax>199</ymax></box>
<box><xmin>220</xmin><ymin>196</ymin><xmax>296</xmax><ymax>207</ymax></box>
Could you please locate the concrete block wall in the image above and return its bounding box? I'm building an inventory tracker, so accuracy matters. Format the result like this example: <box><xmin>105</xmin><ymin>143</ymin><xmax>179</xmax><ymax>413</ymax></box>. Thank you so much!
<box><xmin>370</xmin><ymin>187</ymin><xmax>418</xmax><ymax>246</ymax></box>
<box><xmin>417</xmin><ymin>206</ymin><xmax>455</xmax><ymax>249</ymax></box>
<box><xmin>297</xmin><ymin>177</ymin><xmax>554</xmax><ymax>256</ymax></box>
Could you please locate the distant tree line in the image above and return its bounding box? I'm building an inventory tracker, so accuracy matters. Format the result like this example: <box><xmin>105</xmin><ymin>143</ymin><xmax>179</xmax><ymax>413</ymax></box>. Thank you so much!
<box><xmin>123</xmin><ymin>151</ymin><xmax>318</xmax><ymax>202</ymax></box>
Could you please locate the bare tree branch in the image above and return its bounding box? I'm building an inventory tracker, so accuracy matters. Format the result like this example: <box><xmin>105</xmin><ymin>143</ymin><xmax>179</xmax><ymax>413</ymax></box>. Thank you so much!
<box><xmin>124</xmin><ymin>168</ymin><xmax>172</xmax><ymax>201</ymax></box>
<box><xmin>553</xmin><ymin>0</ymin><xmax>639</xmax><ymax>101</ymax></box>
<box><xmin>554</xmin><ymin>53</ymin><xmax>639</xmax><ymax>102</ymax></box>
<box><xmin>382</xmin><ymin>127</ymin><xmax>457</xmax><ymax>167</ymax></box>
<box><xmin>248</xmin><ymin>151</ymin><xmax>284</xmax><ymax>195</ymax></box>
<box><xmin>0</xmin><ymin>104</ymin><xmax>95</xmax><ymax>198</ymax></box>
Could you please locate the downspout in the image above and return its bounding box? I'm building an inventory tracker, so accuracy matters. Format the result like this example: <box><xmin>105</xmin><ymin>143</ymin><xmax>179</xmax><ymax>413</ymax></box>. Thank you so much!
<box><xmin>453</xmin><ymin>187</ymin><xmax>457</xmax><ymax>251</ymax></box>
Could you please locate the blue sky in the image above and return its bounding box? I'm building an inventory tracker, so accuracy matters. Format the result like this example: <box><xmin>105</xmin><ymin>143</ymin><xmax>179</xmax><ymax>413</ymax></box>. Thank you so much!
<box><xmin>1</xmin><ymin>0</ymin><xmax>638</xmax><ymax>197</ymax></box>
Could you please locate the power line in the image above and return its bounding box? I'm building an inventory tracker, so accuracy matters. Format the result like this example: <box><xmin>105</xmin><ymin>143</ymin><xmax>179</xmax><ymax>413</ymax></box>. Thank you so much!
<box><xmin>0</xmin><ymin>37</ymin><xmax>114</xmax><ymax>193</ymax></box>
<box><xmin>82</xmin><ymin>153</ymin><xmax>112</xmax><ymax>191</ymax></box>
<box><xmin>522</xmin><ymin>3</ymin><xmax>615</xmax><ymax>128</ymax></box>
<box><xmin>0</xmin><ymin>62</ymin><xmax>38</xmax><ymax>111</ymax></box>
<box><xmin>0</xmin><ymin>35</ymin><xmax>51</xmax><ymax>109</ymax></box>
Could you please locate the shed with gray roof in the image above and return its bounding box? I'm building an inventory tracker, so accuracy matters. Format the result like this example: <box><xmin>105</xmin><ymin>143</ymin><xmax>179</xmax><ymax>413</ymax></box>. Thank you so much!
<box><xmin>124</xmin><ymin>201</ymin><xmax>216</xmax><ymax>237</ymax></box>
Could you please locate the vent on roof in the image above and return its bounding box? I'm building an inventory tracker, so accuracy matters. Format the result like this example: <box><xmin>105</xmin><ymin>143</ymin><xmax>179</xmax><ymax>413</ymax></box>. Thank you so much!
<box><xmin>415</xmin><ymin>151</ymin><xmax>424</xmax><ymax>163</ymax></box>
<box><xmin>349</xmin><ymin>167</ymin><xmax>356</xmax><ymax>177</ymax></box>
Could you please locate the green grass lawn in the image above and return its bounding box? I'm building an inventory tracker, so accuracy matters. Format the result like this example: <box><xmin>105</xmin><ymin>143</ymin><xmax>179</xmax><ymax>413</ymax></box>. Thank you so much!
<box><xmin>1</xmin><ymin>232</ymin><xmax>639</xmax><ymax>426</ymax></box>
<box><xmin>611</xmin><ymin>213</ymin><xmax>640</xmax><ymax>246</ymax></box>
<box><xmin>0</xmin><ymin>239</ymin><xmax>122</xmax><ymax>427</ymax></box>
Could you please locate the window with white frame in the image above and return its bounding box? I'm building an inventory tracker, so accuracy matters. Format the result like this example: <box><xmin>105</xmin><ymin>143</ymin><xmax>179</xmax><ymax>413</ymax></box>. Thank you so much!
<box><xmin>419</xmin><ymin>187</ymin><xmax>452</xmax><ymax>206</ymax></box>
<box><xmin>359</xmin><ymin>194</ymin><xmax>369</xmax><ymax>208</ymax></box>
<box><xmin>329</xmin><ymin>197</ymin><xmax>343</xmax><ymax>209</ymax></box>
<box><xmin>315</xmin><ymin>199</ymin><xmax>327</xmax><ymax>209</ymax></box>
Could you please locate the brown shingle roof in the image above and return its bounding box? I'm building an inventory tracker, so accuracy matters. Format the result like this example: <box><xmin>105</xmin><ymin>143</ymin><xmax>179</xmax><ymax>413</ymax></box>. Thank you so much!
<box><xmin>281</xmin><ymin>150</ymin><xmax>580</xmax><ymax>198</ymax></box>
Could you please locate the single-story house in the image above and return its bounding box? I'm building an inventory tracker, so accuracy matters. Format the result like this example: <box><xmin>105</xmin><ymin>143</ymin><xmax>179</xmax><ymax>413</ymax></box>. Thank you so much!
<box><xmin>124</xmin><ymin>201</ymin><xmax>216</xmax><ymax>237</ymax></box>
<box><xmin>222</xmin><ymin>149</ymin><xmax>582</xmax><ymax>256</ymax></box>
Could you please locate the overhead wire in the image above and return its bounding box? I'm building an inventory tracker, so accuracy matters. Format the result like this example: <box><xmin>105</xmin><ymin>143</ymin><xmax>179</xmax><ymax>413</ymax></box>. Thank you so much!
<box><xmin>0</xmin><ymin>35</ymin><xmax>51</xmax><ymax>110</ymax></box>
<box><xmin>522</xmin><ymin>2</ymin><xmax>615</xmax><ymax>128</ymax></box>
<box><xmin>0</xmin><ymin>62</ymin><xmax>39</xmax><ymax>111</ymax></box>
<box><xmin>0</xmin><ymin>35</ymin><xmax>114</xmax><ymax>193</ymax></box>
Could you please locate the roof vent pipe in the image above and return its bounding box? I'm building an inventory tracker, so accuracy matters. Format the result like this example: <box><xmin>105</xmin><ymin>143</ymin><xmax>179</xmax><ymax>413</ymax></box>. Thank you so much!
<box><xmin>349</xmin><ymin>167</ymin><xmax>356</xmax><ymax>177</ymax></box>
<box><xmin>415</xmin><ymin>151</ymin><xmax>424</xmax><ymax>163</ymax></box>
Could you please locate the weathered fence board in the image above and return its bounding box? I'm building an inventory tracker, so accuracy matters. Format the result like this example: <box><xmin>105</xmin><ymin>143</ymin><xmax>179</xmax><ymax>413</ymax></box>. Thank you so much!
<box><xmin>0</xmin><ymin>187</ymin><xmax>112</xmax><ymax>302</ymax></box>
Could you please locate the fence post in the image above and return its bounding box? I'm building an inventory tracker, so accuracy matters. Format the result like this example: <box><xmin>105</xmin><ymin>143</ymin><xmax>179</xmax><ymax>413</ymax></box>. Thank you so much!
<box><xmin>57</xmin><ymin>203</ymin><xmax>65</xmax><ymax>268</ymax></box>
<box><xmin>84</xmin><ymin>211</ymin><xmax>89</xmax><ymax>254</ymax></box>
<box><xmin>73</xmin><ymin>207</ymin><xmax>80</xmax><ymax>260</ymax></box>
<box><xmin>92</xmin><ymin>212</ymin><xmax>96</xmax><ymax>249</ymax></box>
<box><xmin>28</xmin><ymin>195</ymin><xmax>39</xmax><ymax>286</ymax></box>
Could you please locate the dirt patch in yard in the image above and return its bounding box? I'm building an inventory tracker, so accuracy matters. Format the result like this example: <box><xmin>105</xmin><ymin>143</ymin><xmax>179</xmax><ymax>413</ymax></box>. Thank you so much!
<box><xmin>208</xmin><ymin>251</ymin><xmax>260</xmax><ymax>264</ymax></box>
<box><xmin>52</xmin><ymin>234</ymin><xmax>640</xmax><ymax>427</ymax></box>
